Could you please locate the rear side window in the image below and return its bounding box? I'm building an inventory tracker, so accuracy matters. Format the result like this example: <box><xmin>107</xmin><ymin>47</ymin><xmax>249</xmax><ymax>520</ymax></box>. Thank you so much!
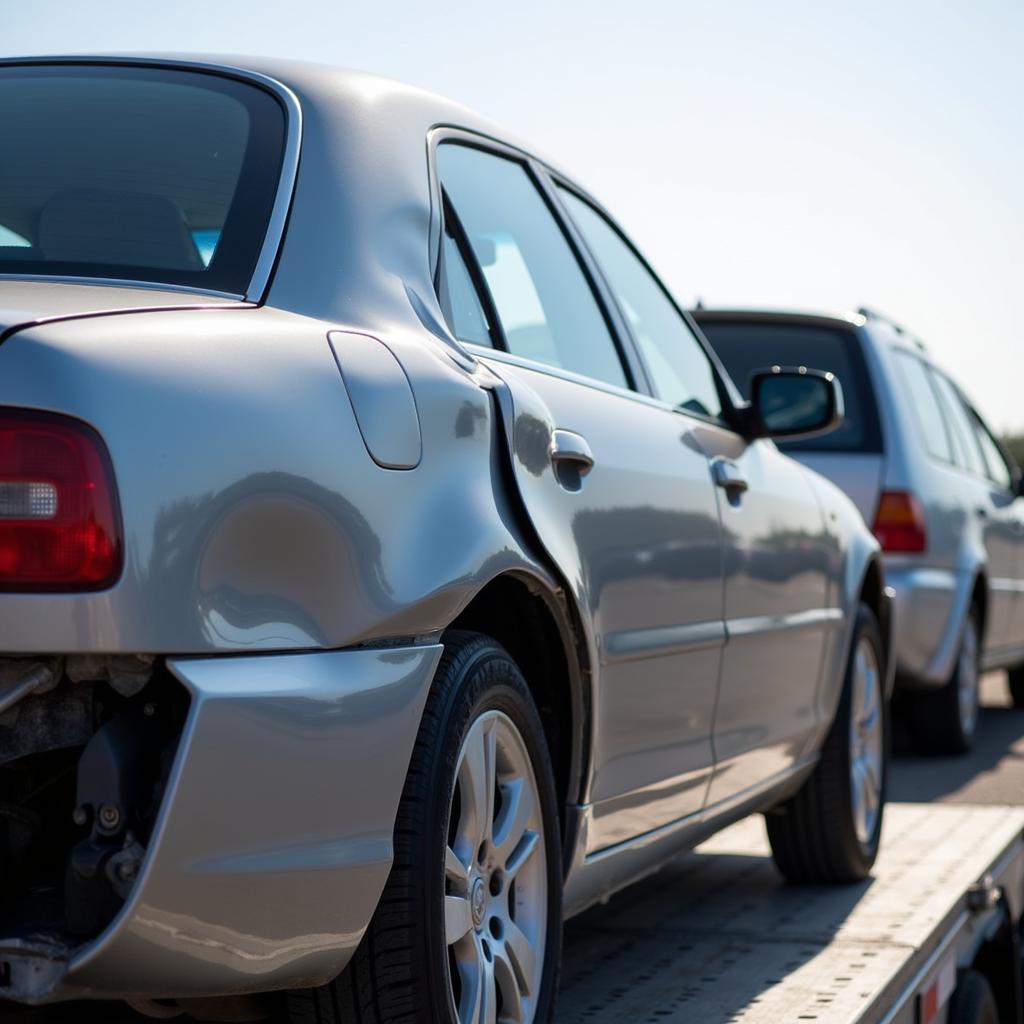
<box><xmin>437</xmin><ymin>222</ymin><xmax>493</xmax><ymax>348</ymax></box>
<box><xmin>696</xmin><ymin>319</ymin><xmax>882</xmax><ymax>453</ymax></box>
<box><xmin>558</xmin><ymin>188</ymin><xmax>722</xmax><ymax>420</ymax></box>
<box><xmin>969</xmin><ymin>408</ymin><xmax>1014</xmax><ymax>490</ymax></box>
<box><xmin>437</xmin><ymin>144</ymin><xmax>629</xmax><ymax>390</ymax></box>
<box><xmin>892</xmin><ymin>351</ymin><xmax>954</xmax><ymax>463</ymax></box>
<box><xmin>929</xmin><ymin>372</ymin><xmax>986</xmax><ymax>477</ymax></box>
<box><xmin>0</xmin><ymin>64</ymin><xmax>287</xmax><ymax>295</ymax></box>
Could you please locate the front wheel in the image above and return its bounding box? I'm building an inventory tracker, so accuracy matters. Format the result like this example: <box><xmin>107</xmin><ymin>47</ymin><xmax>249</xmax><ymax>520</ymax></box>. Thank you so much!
<box><xmin>766</xmin><ymin>603</ymin><xmax>887</xmax><ymax>883</ymax></box>
<box><xmin>288</xmin><ymin>631</ymin><xmax>563</xmax><ymax>1024</ymax></box>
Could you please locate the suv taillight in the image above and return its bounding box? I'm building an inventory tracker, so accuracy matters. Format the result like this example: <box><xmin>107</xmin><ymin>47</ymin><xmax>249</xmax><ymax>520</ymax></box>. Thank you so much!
<box><xmin>873</xmin><ymin>490</ymin><xmax>927</xmax><ymax>553</ymax></box>
<box><xmin>0</xmin><ymin>411</ymin><xmax>122</xmax><ymax>590</ymax></box>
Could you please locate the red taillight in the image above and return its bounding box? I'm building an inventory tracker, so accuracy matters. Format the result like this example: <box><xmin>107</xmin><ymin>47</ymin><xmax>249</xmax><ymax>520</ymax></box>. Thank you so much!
<box><xmin>873</xmin><ymin>490</ymin><xmax>927</xmax><ymax>553</ymax></box>
<box><xmin>0</xmin><ymin>411</ymin><xmax>121</xmax><ymax>590</ymax></box>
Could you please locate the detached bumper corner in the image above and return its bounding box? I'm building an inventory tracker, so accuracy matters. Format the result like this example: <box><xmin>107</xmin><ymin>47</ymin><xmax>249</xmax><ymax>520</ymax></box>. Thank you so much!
<box><xmin>33</xmin><ymin>642</ymin><xmax>443</xmax><ymax>1002</ymax></box>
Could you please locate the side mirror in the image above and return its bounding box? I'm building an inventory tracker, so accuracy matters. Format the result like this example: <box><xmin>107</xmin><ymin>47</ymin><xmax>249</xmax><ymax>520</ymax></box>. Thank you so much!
<box><xmin>749</xmin><ymin>366</ymin><xmax>844</xmax><ymax>441</ymax></box>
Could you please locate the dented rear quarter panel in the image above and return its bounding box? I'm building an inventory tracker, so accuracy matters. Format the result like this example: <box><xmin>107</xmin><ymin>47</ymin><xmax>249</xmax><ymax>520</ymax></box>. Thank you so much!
<box><xmin>0</xmin><ymin>304</ymin><xmax>546</xmax><ymax>654</ymax></box>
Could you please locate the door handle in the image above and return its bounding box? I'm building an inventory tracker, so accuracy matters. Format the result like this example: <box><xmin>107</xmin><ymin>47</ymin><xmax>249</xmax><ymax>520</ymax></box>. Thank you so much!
<box><xmin>549</xmin><ymin>429</ymin><xmax>594</xmax><ymax>491</ymax></box>
<box><xmin>711</xmin><ymin>458</ymin><xmax>748</xmax><ymax>496</ymax></box>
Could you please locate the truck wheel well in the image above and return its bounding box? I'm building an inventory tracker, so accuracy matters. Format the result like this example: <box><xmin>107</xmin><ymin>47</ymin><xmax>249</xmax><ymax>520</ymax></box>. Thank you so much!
<box><xmin>446</xmin><ymin>574</ymin><xmax>583</xmax><ymax>837</ymax></box>
<box><xmin>969</xmin><ymin>894</ymin><xmax>1019</xmax><ymax>1024</ymax></box>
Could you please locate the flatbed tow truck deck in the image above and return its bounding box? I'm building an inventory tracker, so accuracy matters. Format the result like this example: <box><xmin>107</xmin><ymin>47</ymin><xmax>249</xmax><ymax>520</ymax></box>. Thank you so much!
<box><xmin>559</xmin><ymin>803</ymin><xmax>1024</xmax><ymax>1024</ymax></box>
<box><xmin>7</xmin><ymin>805</ymin><xmax>1022</xmax><ymax>1023</ymax></box>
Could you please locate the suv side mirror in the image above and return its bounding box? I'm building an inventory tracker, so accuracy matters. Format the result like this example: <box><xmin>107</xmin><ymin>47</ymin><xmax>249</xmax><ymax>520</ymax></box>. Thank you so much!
<box><xmin>749</xmin><ymin>366</ymin><xmax>844</xmax><ymax>441</ymax></box>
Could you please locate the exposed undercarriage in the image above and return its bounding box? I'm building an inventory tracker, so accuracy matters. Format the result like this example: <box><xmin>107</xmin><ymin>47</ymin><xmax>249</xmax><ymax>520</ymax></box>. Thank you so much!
<box><xmin>0</xmin><ymin>654</ymin><xmax>187</xmax><ymax>1002</ymax></box>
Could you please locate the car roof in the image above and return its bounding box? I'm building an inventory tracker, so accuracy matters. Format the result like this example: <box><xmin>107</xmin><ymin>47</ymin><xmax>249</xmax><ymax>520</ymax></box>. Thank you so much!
<box><xmin>693</xmin><ymin>306</ymin><xmax>937</xmax><ymax>354</ymax></box>
<box><xmin>0</xmin><ymin>53</ymin><xmax>602</xmax><ymax>335</ymax></box>
<box><xmin>0</xmin><ymin>52</ymin><xmax>571</xmax><ymax>179</ymax></box>
<box><xmin>692</xmin><ymin>307</ymin><xmax>867</xmax><ymax>331</ymax></box>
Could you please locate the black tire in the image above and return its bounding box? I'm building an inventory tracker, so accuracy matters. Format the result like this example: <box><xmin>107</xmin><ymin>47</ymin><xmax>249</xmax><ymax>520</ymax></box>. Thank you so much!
<box><xmin>947</xmin><ymin>969</ymin><xmax>999</xmax><ymax>1024</ymax></box>
<box><xmin>766</xmin><ymin>603</ymin><xmax>887</xmax><ymax>883</ymax></box>
<box><xmin>287</xmin><ymin>631</ymin><xmax>563</xmax><ymax>1024</ymax></box>
<box><xmin>1007</xmin><ymin>664</ymin><xmax>1024</xmax><ymax>709</ymax></box>
<box><xmin>908</xmin><ymin>606</ymin><xmax>982</xmax><ymax>755</ymax></box>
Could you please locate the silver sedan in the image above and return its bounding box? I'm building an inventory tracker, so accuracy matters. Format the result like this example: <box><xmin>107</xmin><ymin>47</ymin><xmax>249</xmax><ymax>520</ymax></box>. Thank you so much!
<box><xmin>0</xmin><ymin>55</ymin><xmax>891</xmax><ymax>1023</ymax></box>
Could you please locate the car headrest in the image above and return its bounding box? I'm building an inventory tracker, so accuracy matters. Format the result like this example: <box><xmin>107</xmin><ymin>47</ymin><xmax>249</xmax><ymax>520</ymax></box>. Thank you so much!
<box><xmin>38</xmin><ymin>189</ymin><xmax>203</xmax><ymax>271</ymax></box>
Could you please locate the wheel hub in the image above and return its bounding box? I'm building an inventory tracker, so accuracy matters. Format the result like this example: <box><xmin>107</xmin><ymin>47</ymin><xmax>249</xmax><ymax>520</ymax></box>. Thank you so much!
<box><xmin>470</xmin><ymin>877</ymin><xmax>487</xmax><ymax>929</ymax></box>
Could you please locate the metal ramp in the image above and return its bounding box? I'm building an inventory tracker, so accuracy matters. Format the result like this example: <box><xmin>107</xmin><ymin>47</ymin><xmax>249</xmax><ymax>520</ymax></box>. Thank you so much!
<box><xmin>558</xmin><ymin>804</ymin><xmax>1024</xmax><ymax>1024</ymax></box>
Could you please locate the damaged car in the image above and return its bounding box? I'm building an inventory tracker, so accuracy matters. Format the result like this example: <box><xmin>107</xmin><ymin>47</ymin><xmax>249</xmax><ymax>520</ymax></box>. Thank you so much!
<box><xmin>0</xmin><ymin>55</ymin><xmax>891</xmax><ymax>1023</ymax></box>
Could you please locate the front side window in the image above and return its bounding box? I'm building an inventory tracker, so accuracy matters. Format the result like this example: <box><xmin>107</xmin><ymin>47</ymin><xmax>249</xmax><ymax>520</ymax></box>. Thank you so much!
<box><xmin>0</xmin><ymin>64</ymin><xmax>287</xmax><ymax>295</ymax></box>
<box><xmin>559</xmin><ymin>188</ymin><xmax>722</xmax><ymax>420</ymax></box>
<box><xmin>892</xmin><ymin>351</ymin><xmax>953</xmax><ymax>463</ymax></box>
<box><xmin>437</xmin><ymin>144</ymin><xmax>629</xmax><ymax>390</ymax></box>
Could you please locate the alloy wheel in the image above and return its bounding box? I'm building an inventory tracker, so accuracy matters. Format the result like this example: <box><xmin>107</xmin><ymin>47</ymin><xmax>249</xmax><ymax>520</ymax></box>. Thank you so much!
<box><xmin>445</xmin><ymin>710</ymin><xmax>547</xmax><ymax>1023</ymax></box>
<box><xmin>849</xmin><ymin>637</ymin><xmax>884</xmax><ymax>847</ymax></box>
<box><xmin>957</xmin><ymin>617</ymin><xmax>980</xmax><ymax>739</ymax></box>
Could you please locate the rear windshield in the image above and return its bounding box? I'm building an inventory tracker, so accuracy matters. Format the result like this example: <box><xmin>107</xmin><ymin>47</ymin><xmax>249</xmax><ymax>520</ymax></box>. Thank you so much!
<box><xmin>0</xmin><ymin>64</ymin><xmax>287</xmax><ymax>295</ymax></box>
<box><xmin>695</xmin><ymin>319</ymin><xmax>883</xmax><ymax>454</ymax></box>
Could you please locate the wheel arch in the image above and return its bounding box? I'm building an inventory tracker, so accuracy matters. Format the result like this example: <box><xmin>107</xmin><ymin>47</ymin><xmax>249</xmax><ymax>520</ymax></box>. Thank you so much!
<box><xmin>445</xmin><ymin>569</ymin><xmax>591</xmax><ymax>856</ymax></box>
<box><xmin>857</xmin><ymin>553</ymin><xmax>895</xmax><ymax>697</ymax></box>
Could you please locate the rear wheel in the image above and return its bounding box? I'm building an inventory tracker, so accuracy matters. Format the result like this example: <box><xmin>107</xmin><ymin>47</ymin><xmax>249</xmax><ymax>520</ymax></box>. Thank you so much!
<box><xmin>766</xmin><ymin>603</ymin><xmax>887</xmax><ymax>883</ymax></box>
<box><xmin>909</xmin><ymin>607</ymin><xmax>981</xmax><ymax>755</ymax></box>
<box><xmin>287</xmin><ymin>631</ymin><xmax>562</xmax><ymax>1024</ymax></box>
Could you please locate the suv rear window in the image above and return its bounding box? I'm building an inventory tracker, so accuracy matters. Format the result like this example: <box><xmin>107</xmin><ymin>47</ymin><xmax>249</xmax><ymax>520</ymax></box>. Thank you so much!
<box><xmin>695</xmin><ymin>319</ymin><xmax>882</xmax><ymax>453</ymax></box>
<box><xmin>0</xmin><ymin>64</ymin><xmax>287</xmax><ymax>295</ymax></box>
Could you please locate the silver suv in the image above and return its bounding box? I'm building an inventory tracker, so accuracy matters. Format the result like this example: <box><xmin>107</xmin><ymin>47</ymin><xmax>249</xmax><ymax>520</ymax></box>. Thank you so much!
<box><xmin>695</xmin><ymin>308</ymin><xmax>1024</xmax><ymax>754</ymax></box>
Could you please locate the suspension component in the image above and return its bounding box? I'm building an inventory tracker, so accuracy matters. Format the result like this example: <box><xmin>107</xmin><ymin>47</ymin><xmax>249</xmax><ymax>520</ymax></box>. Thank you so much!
<box><xmin>66</xmin><ymin>712</ymin><xmax>160</xmax><ymax>935</ymax></box>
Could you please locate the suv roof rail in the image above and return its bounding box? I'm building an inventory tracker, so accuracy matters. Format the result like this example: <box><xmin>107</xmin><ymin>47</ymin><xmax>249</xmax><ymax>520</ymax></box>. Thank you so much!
<box><xmin>857</xmin><ymin>306</ymin><xmax>927</xmax><ymax>351</ymax></box>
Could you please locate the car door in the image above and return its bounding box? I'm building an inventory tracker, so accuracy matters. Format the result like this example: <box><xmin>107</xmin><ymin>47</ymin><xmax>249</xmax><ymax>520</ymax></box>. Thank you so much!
<box><xmin>553</xmin><ymin>186</ymin><xmax>836</xmax><ymax>810</ymax></box>
<box><xmin>436</xmin><ymin>139</ymin><xmax>725</xmax><ymax>853</ymax></box>
<box><xmin>964</xmin><ymin>400</ymin><xmax>1024</xmax><ymax>656</ymax></box>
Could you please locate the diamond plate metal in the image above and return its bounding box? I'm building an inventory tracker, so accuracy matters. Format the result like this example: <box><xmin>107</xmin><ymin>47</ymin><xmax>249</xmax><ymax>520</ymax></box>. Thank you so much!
<box><xmin>559</xmin><ymin>803</ymin><xmax>1024</xmax><ymax>1023</ymax></box>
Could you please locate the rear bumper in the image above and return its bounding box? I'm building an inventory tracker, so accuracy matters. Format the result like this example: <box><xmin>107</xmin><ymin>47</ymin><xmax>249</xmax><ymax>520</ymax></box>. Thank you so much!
<box><xmin>886</xmin><ymin>564</ymin><xmax>970</xmax><ymax>689</ymax></box>
<box><xmin>2</xmin><ymin>643</ymin><xmax>441</xmax><ymax>1003</ymax></box>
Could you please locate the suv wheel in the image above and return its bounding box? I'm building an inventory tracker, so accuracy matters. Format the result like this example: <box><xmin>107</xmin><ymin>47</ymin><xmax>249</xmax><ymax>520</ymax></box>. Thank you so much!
<box><xmin>909</xmin><ymin>607</ymin><xmax>981</xmax><ymax>755</ymax></box>
<box><xmin>288</xmin><ymin>631</ymin><xmax>563</xmax><ymax>1024</ymax></box>
<box><xmin>766</xmin><ymin>603</ymin><xmax>887</xmax><ymax>883</ymax></box>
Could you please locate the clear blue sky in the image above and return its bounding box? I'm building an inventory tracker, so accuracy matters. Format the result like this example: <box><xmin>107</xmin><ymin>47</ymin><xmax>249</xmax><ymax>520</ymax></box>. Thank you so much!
<box><xmin>3</xmin><ymin>0</ymin><xmax>1020</xmax><ymax>432</ymax></box>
